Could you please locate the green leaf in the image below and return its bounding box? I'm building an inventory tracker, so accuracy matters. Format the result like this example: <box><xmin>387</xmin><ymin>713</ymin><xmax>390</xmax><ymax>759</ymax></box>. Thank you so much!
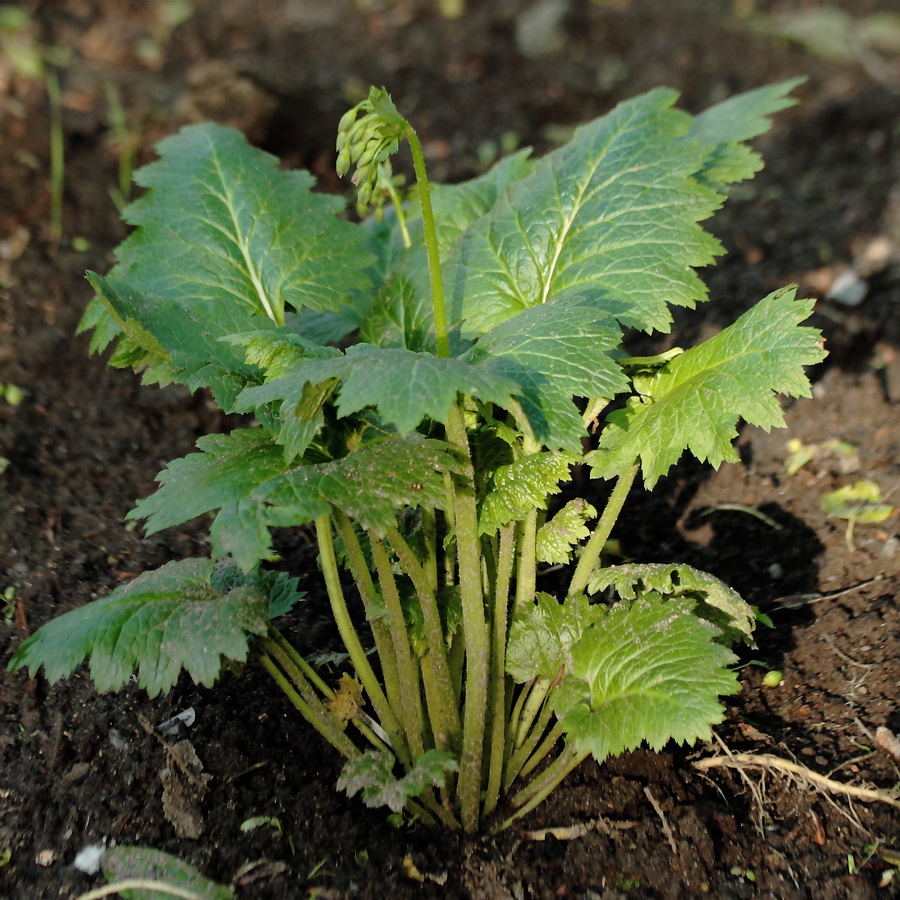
<box><xmin>587</xmin><ymin>562</ymin><xmax>755</xmax><ymax>643</ymax></box>
<box><xmin>479</xmin><ymin>451</ymin><xmax>577</xmax><ymax>535</ymax></box>
<box><xmin>535</xmin><ymin>498</ymin><xmax>597</xmax><ymax>565</ymax></box>
<box><xmin>553</xmin><ymin>596</ymin><xmax>739</xmax><ymax>761</ymax></box>
<box><xmin>450</xmin><ymin>88</ymin><xmax>723</xmax><ymax>337</ymax></box>
<box><xmin>359</xmin><ymin>151</ymin><xmax>533</xmax><ymax>353</ymax></box>
<box><xmin>692</xmin><ymin>78</ymin><xmax>804</xmax><ymax>189</ymax></box>
<box><xmin>7</xmin><ymin>559</ymin><xmax>270</xmax><ymax>697</ymax></box>
<box><xmin>238</xmin><ymin>344</ymin><xmax>520</xmax><ymax>435</ymax></box>
<box><xmin>80</xmin><ymin>122</ymin><xmax>373</xmax><ymax>400</ymax></box>
<box><xmin>506</xmin><ymin>592</ymin><xmax>601</xmax><ymax>684</ymax></box>
<box><xmin>588</xmin><ymin>287</ymin><xmax>826</xmax><ymax>488</ymax></box>
<box><xmin>466</xmin><ymin>295</ymin><xmax>629</xmax><ymax>450</ymax></box>
<box><xmin>101</xmin><ymin>846</ymin><xmax>234</xmax><ymax>900</ymax></box>
<box><xmin>337</xmin><ymin>748</ymin><xmax>458</xmax><ymax>813</ymax></box>
<box><xmin>129</xmin><ymin>429</ymin><xmax>288</xmax><ymax>536</ymax></box>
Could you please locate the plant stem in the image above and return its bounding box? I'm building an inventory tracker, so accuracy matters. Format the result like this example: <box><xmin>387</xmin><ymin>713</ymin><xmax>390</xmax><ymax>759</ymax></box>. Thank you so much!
<box><xmin>315</xmin><ymin>515</ymin><xmax>404</xmax><ymax>751</ymax></box>
<box><xmin>258</xmin><ymin>650</ymin><xmax>358</xmax><ymax>759</ymax></box>
<box><xmin>370</xmin><ymin>533</ymin><xmax>427</xmax><ymax>760</ymax></box>
<box><xmin>494</xmin><ymin>745</ymin><xmax>589</xmax><ymax>833</ymax></box>
<box><xmin>386</xmin><ymin>525</ymin><xmax>461</xmax><ymax>749</ymax></box>
<box><xmin>567</xmin><ymin>462</ymin><xmax>639</xmax><ymax>597</ymax></box>
<box><xmin>404</xmin><ymin>125</ymin><xmax>450</xmax><ymax>359</ymax></box>
<box><xmin>514</xmin><ymin>509</ymin><xmax>539</xmax><ymax>611</ymax></box>
<box><xmin>332</xmin><ymin>511</ymin><xmax>404</xmax><ymax>735</ymax></box>
<box><xmin>482</xmin><ymin>522</ymin><xmax>516</xmax><ymax>817</ymax></box>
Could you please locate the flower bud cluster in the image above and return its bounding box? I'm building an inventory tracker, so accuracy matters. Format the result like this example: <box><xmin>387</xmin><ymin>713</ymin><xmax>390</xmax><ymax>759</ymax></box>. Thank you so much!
<box><xmin>335</xmin><ymin>89</ymin><xmax>405</xmax><ymax>210</ymax></box>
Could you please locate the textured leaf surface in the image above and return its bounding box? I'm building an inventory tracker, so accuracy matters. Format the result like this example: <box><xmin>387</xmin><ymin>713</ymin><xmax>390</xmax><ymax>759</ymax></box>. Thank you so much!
<box><xmin>553</xmin><ymin>597</ymin><xmax>739</xmax><ymax>760</ymax></box>
<box><xmin>129</xmin><ymin>429</ymin><xmax>288</xmax><ymax>536</ymax></box>
<box><xmin>449</xmin><ymin>88</ymin><xmax>723</xmax><ymax>337</ymax></box>
<box><xmin>506</xmin><ymin>593</ymin><xmax>601</xmax><ymax>683</ymax></box>
<box><xmin>466</xmin><ymin>296</ymin><xmax>629</xmax><ymax>449</ymax></box>
<box><xmin>337</xmin><ymin>748</ymin><xmax>458</xmax><ymax>813</ymax></box>
<box><xmin>588</xmin><ymin>562</ymin><xmax>755</xmax><ymax>641</ymax></box>
<box><xmin>588</xmin><ymin>287</ymin><xmax>826</xmax><ymax>488</ymax></box>
<box><xmin>479</xmin><ymin>451</ymin><xmax>576</xmax><ymax>534</ymax></box>
<box><xmin>536</xmin><ymin>498</ymin><xmax>597</xmax><ymax>565</ymax></box>
<box><xmin>200</xmin><ymin>435</ymin><xmax>458</xmax><ymax>569</ymax></box>
<box><xmin>8</xmin><ymin>559</ymin><xmax>270</xmax><ymax>697</ymax></box>
<box><xmin>103</xmin><ymin>846</ymin><xmax>234</xmax><ymax>900</ymax></box>
<box><xmin>239</xmin><ymin>344</ymin><xmax>519</xmax><ymax>435</ymax></box>
<box><xmin>81</xmin><ymin>122</ymin><xmax>372</xmax><ymax>400</ymax></box>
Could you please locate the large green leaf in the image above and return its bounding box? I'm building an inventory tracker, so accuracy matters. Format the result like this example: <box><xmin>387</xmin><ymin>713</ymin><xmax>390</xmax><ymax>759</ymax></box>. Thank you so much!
<box><xmin>80</xmin><ymin>122</ymin><xmax>373</xmax><ymax>399</ymax></box>
<box><xmin>506</xmin><ymin>592</ymin><xmax>602</xmax><ymax>684</ymax></box>
<box><xmin>449</xmin><ymin>88</ymin><xmax>723</xmax><ymax>337</ymax></box>
<box><xmin>553</xmin><ymin>596</ymin><xmax>739</xmax><ymax>760</ymax></box>
<box><xmin>102</xmin><ymin>846</ymin><xmax>234</xmax><ymax>900</ymax></box>
<box><xmin>588</xmin><ymin>287</ymin><xmax>827</xmax><ymax>488</ymax></box>
<box><xmin>7</xmin><ymin>559</ymin><xmax>273</xmax><ymax>697</ymax></box>
<box><xmin>238</xmin><ymin>344</ymin><xmax>520</xmax><ymax>435</ymax></box>
<box><xmin>466</xmin><ymin>295</ymin><xmax>629</xmax><ymax>450</ymax></box>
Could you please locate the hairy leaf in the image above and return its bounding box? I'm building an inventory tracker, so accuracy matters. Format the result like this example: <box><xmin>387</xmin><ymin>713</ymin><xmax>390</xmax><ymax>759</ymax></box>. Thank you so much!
<box><xmin>553</xmin><ymin>596</ymin><xmax>739</xmax><ymax>760</ymax></box>
<box><xmin>129</xmin><ymin>429</ymin><xmax>288</xmax><ymax>537</ymax></box>
<box><xmin>337</xmin><ymin>748</ymin><xmax>458</xmax><ymax>813</ymax></box>
<box><xmin>588</xmin><ymin>562</ymin><xmax>754</xmax><ymax>642</ymax></box>
<box><xmin>466</xmin><ymin>295</ymin><xmax>629</xmax><ymax>450</ymax></box>
<box><xmin>8</xmin><ymin>558</ymin><xmax>271</xmax><ymax>697</ymax></box>
<box><xmin>479</xmin><ymin>451</ymin><xmax>577</xmax><ymax>535</ymax></box>
<box><xmin>588</xmin><ymin>287</ymin><xmax>827</xmax><ymax>488</ymax></box>
<box><xmin>238</xmin><ymin>344</ymin><xmax>520</xmax><ymax>435</ymax></box>
<box><xmin>450</xmin><ymin>88</ymin><xmax>724</xmax><ymax>337</ymax></box>
<box><xmin>536</xmin><ymin>498</ymin><xmax>597</xmax><ymax>565</ymax></box>
<box><xmin>506</xmin><ymin>592</ymin><xmax>602</xmax><ymax>683</ymax></box>
<box><xmin>80</xmin><ymin>122</ymin><xmax>372</xmax><ymax>401</ymax></box>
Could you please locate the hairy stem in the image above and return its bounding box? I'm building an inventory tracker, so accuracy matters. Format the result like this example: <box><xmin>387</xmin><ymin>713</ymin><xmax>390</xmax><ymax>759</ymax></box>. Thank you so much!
<box><xmin>483</xmin><ymin>522</ymin><xmax>516</xmax><ymax>817</ymax></box>
<box><xmin>370</xmin><ymin>533</ymin><xmax>427</xmax><ymax>759</ymax></box>
<box><xmin>315</xmin><ymin>515</ymin><xmax>403</xmax><ymax>751</ymax></box>
<box><xmin>386</xmin><ymin>526</ymin><xmax>461</xmax><ymax>750</ymax></box>
<box><xmin>567</xmin><ymin>462</ymin><xmax>639</xmax><ymax>597</ymax></box>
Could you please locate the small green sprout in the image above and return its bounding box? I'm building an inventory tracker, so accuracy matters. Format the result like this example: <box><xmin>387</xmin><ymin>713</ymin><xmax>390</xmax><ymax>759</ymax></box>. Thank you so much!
<box><xmin>762</xmin><ymin>670</ymin><xmax>783</xmax><ymax>688</ymax></box>
<box><xmin>821</xmin><ymin>480</ymin><xmax>894</xmax><ymax>551</ymax></box>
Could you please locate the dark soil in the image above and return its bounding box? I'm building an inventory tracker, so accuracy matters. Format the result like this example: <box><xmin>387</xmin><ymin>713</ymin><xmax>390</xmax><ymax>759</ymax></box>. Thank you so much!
<box><xmin>1</xmin><ymin>2</ymin><xmax>899</xmax><ymax>898</ymax></box>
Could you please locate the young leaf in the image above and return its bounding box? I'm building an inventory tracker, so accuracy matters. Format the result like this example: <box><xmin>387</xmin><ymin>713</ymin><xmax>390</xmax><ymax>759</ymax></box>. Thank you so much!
<box><xmin>337</xmin><ymin>748</ymin><xmax>458</xmax><ymax>813</ymax></box>
<box><xmin>506</xmin><ymin>592</ymin><xmax>602</xmax><ymax>684</ymax></box>
<box><xmin>7</xmin><ymin>558</ymin><xmax>270</xmax><ymax>697</ymax></box>
<box><xmin>465</xmin><ymin>295</ymin><xmax>630</xmax><ymax>450</ymax></box>
<box><xmin>588</xmin><ymin>286</ymin><xmax>827</xmax><ymax>488</ymax></box>
<box><xmin>587</xmin><ymin>561</ymin><xmax>755</xmax><ymax>642</ymax></box>
<box><xmin>101</xmin><ymin>845</ymin><xmax>234</xmax><ymax>900</ymax></box>
<box><xmin>479</xmin><ymin>451</ymin><xmax>577</xmax><ymax>535</ymax></box>
<box><xmin>449</xmin><ymin>88</ymin><xmax>723</xmax><ymax>337</ymax></box>
<box><xmin>238</xmin><ymin>344</ymin><xmax>520</xmax><ymax>436</ymax></box>
<box><xmin>535</xmin><ymin>498</ymin><xmax>597</xmax><ymax>565</ymax></box>
<box><xmin>553</xmin><ymin>596</ymin><xmax>739</xmax><ymax>760</ymax></box>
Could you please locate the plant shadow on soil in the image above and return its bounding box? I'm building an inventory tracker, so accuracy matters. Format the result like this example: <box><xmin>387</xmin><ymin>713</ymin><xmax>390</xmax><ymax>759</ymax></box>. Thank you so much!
<box><xmin>1</xmin><ymin>2</ymin><xmax>899</xmax><ymax>898</ymax></box>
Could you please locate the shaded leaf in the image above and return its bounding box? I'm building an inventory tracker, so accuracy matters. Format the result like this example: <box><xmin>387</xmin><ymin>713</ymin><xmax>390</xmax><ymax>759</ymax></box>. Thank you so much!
<box><xmin>8</xmin><ymin>559</ymin><xmax>270</xmax><ymax>697</ymax></box>
<box><xmin>102</xmin><ymin>845</ymin><xmax>233</xmax><ymax>900</ymax></box>
<box><xmin>587</xmin><ymin>562</ymin><xmax>755</xmax><ymax>642</ymax></box>
<box><xmin>337</xmin><ymin>748</ymin><xmax>458</xmax><ymax>813</ymax></box>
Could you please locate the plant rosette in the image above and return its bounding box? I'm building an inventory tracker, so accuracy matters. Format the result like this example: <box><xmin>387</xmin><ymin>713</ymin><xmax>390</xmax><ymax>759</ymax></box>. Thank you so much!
<box><xmin>9</xmin><ymin>80</ymin><xmax>826</xmax><ymax>833</ymax></box>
